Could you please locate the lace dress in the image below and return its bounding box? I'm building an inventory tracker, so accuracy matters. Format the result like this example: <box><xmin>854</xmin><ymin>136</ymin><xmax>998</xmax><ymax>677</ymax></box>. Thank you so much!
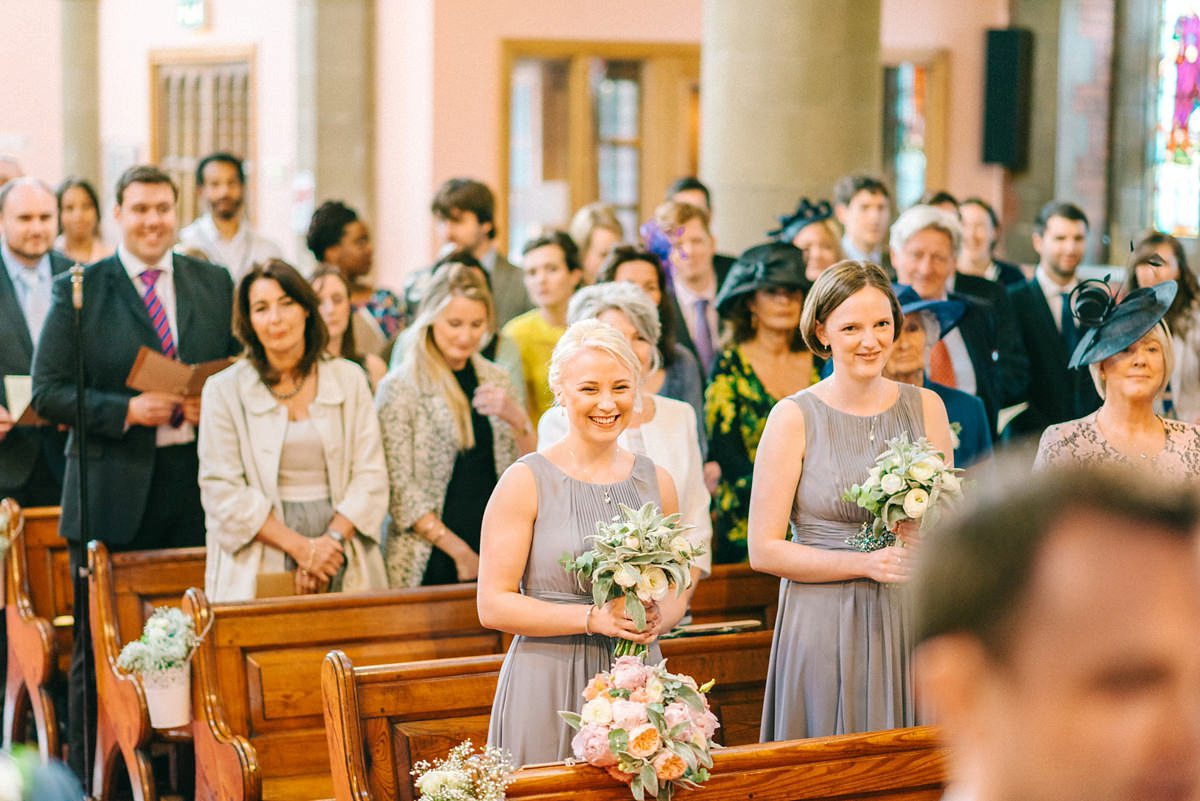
<box><xmin>1034</xmin><ymin>413</ymin><xmax>1200</xmax><ymax>479</ymax></box>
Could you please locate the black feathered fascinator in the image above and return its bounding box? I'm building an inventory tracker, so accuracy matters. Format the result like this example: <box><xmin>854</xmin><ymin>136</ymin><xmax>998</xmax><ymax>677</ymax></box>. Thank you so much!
<box><xmin>769</xmin><ymin>198</ymin><xmax>834</xmax><ymax>244</ymax></box>
<box><xmin>1067</xmin><ymin>277</ymin><xmax>1178</xmax><ymax>369</ymax></box>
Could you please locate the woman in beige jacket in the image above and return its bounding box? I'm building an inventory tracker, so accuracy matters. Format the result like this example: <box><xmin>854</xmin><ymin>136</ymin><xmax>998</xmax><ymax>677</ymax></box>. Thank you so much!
<box><xmin>199</xmin><ymin>259</ymin><xmax>388</xmax><ymax>601</ymax></box>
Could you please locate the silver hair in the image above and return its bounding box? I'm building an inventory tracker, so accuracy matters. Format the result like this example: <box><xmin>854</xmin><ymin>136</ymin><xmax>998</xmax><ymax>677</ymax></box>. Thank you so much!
<box><xmin>889</xmin><ymin>204</ymin><xmax>963</xmax><ymax>256</ymax></box>
<box><xmin>915</xmin><ymin>310</ymin><xmax>942</xmax><ymax>350</ymax></box>
<box><xmin>566</xmin><ymin>282</ymin><xmax>663</xmax><ymax>372</ymax></box>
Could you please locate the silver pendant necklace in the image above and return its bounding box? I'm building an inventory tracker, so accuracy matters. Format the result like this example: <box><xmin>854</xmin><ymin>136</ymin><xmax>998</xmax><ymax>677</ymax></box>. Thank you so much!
<box><xmin>568</xmin><ymin>446</ymin><xmax>619</xmax><ymax>504</ymax></box>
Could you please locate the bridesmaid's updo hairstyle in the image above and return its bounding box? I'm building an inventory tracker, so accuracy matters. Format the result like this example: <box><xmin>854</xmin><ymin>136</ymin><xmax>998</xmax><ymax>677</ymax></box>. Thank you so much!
<box><xmin>548</xmin><ymin>319</ymin><xmax>642</xmax><ymax>397</ymax></box>
<box><xmin>799</xmin><ymin>260</ymin><xmax>902</xmax><ymax>358</ymax></box>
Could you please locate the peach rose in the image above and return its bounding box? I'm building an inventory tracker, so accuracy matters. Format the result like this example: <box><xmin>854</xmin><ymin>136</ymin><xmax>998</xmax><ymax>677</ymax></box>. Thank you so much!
<box><xmin>627</xmin><ymin>723</ymin><xmax>662</xmax><ymax>758</ymax></box>
<box><xmin>606</xmin><ymin>765</ymin><xmax>635</xmax><ymax>784</ymax></box>
<box><xmin>652</xmin><ymin>750</ymin><xmax>687</xmax><ymax>782</ymax></box>
<box><xmin>571</xmin><ymin>723</ymin><xmax>617</xmax><ymax>767</ymax></box>
<box><xmin>583</xmin><ymin>674</ymin><xmax>611</xmax><ymax>701</ymax></box>
<box><xmin>663</xmin><ymin>701</ymin><xmax>691</xmax><ymax>730</ymax></box>
<box><xmin>629</xmin><ymin>688</ymin><xmax>649</xmax><ymax>703</ymax></box>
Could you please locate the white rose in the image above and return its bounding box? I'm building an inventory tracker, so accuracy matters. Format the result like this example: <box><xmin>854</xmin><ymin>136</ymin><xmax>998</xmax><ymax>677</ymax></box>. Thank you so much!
<box><xmin>644</xmin><ymin>677</ymin><xmax>665</xmax><ymax>703</ymax></box>
<box><xmin>624</xmin><ymin>535</ymin><xmax>641</xmax><ymax>549</ymax></box>
<box><xmin>636</xmin><ymin>567</ymin><xmax>670</xmax><ymax>602</ymax></box>
<box><xmin>669</xmin><ymin>535</ymin><xmax>691</xmax><ymax>556</ymax></box>
<box><xmin>908</xmin><ymin>459</ymin><xmax>937</xmax><ymax>483</ymax></box>
<box><xmin>581</xmin><ymin>696</ymin><xmax>614</xmax><ymax>725</ymax></box>
<box><xmin>902</xmin><ymin>488</ymin><xmax>930</xmax><ymax>519</ymax></box>
<box><xmin>879</xmin><ymin>473</ymin><xmax>905</xmax><ymax>495</ymax></box>
<box><xmin>613</xmin><ymin>563</ymin><xmax>640</xmax><ymax>588</ymax></box>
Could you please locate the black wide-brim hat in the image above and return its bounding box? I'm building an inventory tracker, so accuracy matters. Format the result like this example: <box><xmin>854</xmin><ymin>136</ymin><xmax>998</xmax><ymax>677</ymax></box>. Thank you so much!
<box><xmin>892</xmin><ymin>284</ymin><xmax>966</xmax><ymax>341</ymax></box>
<box><xmin>714</xmin><ymin>242</ymin><xmax>811</xmax><ymax>317</ymax></box>
<box><xmin>1067</xmin><ymin>280</ymin><xmax>1178</xmax><ymax>369</ymax></box>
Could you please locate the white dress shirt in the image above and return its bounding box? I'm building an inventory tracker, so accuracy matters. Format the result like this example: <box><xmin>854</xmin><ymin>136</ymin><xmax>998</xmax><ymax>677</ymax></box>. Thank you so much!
<box><xmin>2</xmin><ymin>242</ymin><xmax>52</xmax><ymax>340</ymax></box>
<box><xmin>177</xmin><ymin>214</ymin><xmax>282</xmax><ymax>279</ymax></box>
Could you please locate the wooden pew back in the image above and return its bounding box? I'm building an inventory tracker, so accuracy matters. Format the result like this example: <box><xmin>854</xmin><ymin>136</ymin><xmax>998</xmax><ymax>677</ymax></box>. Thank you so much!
<box><xmin>686</xmin><ymin>563</ymin><xmax>780</xmax><ymax>628</ymax></box>
<box><xmin>184</xmin><ymin>584</ymin><xmax>505</xmax><ymax>801</ymax></box>
<box><xmin>322</xmin><ymin>629</ymin><xmax>774</xmax><ymax>801</ymax></box>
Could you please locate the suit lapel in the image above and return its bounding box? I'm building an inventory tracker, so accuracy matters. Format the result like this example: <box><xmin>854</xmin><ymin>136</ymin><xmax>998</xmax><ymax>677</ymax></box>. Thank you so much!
<box><xmin>1029</xmin><ymin>290</ymin><xmax>1069</xmax><ymax>363</ymax></box>
<box><xmin>172</xmin><ymin>254</ymin><xmax>196</xmax><ymax>361</ymax></box>
<box><xmin>106</xmin><ymin>255</ymin><xmax>162</xmax><ymax>348</ymax></box>
<box><xmin>0</xmin><ymin>254</ymin><xmax>34</xmax><ymax>358</ymax></box>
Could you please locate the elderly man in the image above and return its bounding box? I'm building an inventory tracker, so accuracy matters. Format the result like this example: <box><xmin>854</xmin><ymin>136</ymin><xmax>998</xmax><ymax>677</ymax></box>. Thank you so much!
<box><xmin>889</xmin><ymin>205</ymin><xmax>1027</xmax><ymax>438</ymax></box>
<box><xmin>912</xmin><ymin>463</ymin><xmax>1200</xmax><ymax>801</ymax></box>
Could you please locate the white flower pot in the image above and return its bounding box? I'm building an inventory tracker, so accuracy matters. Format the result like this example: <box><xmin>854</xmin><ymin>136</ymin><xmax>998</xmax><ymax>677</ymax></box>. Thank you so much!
<box><xmin>141</xmin><ymin>663</ymin><xmax>191</xmax><ymax>729</ymax></box>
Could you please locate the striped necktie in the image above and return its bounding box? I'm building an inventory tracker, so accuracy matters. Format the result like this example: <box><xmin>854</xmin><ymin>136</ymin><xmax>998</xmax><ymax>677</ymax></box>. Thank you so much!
<box><xmin>139</xmin><ymin>269</ymin><xmax>177</xmax><ymax>359</ymax></box>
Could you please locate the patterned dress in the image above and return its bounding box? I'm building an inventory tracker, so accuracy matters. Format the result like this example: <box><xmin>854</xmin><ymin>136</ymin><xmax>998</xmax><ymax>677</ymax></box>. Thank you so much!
<box><xmin>1034</xmin><ymin>413</ymin><xmax>1200</xmax><ymax>479</ymax></box>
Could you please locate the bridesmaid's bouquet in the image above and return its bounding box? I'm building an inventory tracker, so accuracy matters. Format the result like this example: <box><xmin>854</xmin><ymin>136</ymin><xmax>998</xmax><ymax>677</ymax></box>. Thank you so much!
<box><xmin>841</xmin><ymin>433</ymin><xmax>964</xmax><ymax>551</ymax></box>
<box><xmin>560</xmin><ymin>502</ymin><xmax>701</xmax><ymax>658</ymax></box>
<box><xmin>411</xmin><ymin>740</ymin><xmax>512</xmax><ymax>801</ymax></box>
<box><xmin>560</xmin><ymin>655</ymin><xmax>718</xmax><ymax>801</ymax></box>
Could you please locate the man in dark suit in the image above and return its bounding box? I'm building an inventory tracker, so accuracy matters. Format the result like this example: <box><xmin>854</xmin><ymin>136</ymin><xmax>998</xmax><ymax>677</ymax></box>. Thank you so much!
<box><xmin>655</xmin><ymin>200</ymin><xmax>723</xmax><ymax>380</ymax></box>
<box><xmin>665</xmin><ymin>175</ymin><xmax>735</xmax><ymax>284</ymax></box>
<box><xmin>890</xmin><ymin>205</ymin><xmax>1029</xmax><ymax>438</ymax></box>
<box><xmin>1007</xmin><ymin>201</ymin><xmax>1100</xmax><ymax>442</ymax></box>
<box><xmin>31</xmin><ymin>165</ymin><xmax>237</xmax><ymax>779</ymax></box>
<box><xmin>0</xmin><ymin>178</ymin><xmax>70</xmax><ymax>507</ymax></box>
<box><xmin>835</xmin><ymin>173</ymin><xmax>894</xmax><ymax>276</ymax></box>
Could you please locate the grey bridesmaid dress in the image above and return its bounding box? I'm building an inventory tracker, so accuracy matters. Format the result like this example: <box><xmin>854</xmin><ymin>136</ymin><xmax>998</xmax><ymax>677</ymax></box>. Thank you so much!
<box><xmin>487</xmin><ymin>451</ymin><xmax>663</xmax><ymax>766</ymax></box>
<box><xmin>760</xmin><ymin>383</ymin><xmax>926</xmax><ymax>741</ymax></box>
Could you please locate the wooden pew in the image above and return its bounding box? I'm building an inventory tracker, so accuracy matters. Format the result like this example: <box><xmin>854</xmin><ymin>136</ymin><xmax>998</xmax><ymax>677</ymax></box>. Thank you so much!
<box><xmin>686</xmin><ymin>563</ymin><xmax>780</xmax><ymax>629</ymax></box>
<box><xmin>321</xmin><ymin>630</ymin><xmax>774</xmax><ymax>801</ymax></box>
<box><xmin>503</xmin><ymin>727</ymin><xmax>946</xmax><ymax>801</ymax></box>
<box><xmin>183</xmin><ymin>584</ymin><xmax>505</xmax><ymax>801</ymax></box>
<box><xmin>87</xmin><ymin>540</ymin><xmax>207</xmax><ymax>801</ymax></box>
<box><xmin>3</xmin><ymin>504</ymin><xmax>67</xmax><ymax>760</ymax></box>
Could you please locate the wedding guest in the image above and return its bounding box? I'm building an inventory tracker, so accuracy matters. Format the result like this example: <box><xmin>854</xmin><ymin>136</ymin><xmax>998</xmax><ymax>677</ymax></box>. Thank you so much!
<box><xmin>199</xmin><ymin>259</ymin><xmax>388</xmax><ymax>602</ymax></box>
<box><xmin>598</xmin><ymin>245</ymin><xmax>704</xmax><ymax>436</ymax></box>
<box><xmin>311</xmin><ymin>266</ymin><xmax>387</xmax><ymax>390</ymax></box>
<box><xmin>1035</xmin><ymin>279</ymin><xmax>1200</xmax><ymax>478</ymax></box>
<box><xmin>53</xmin><ymin>177</ymin><xmax>110</xmax><ymax>264</ymax></box>
<box><xmin>956</xmin><ymin>197</ymin><xmax>1025</xmax><ymax>287</ymax></box>
<box><xmin>479</xmin><ymin>319</ymin><xmax>682</xmax><ymax>766</ymax></box>
<box><xmin>538</xmin><ymin>282</ymin><xmax>712</xmax><ymax>581</ymax></box>
<box><xmin>749</xmin><ymin>260</ymin><xmax>953</xmax><ymax>739</ymax></box>
<box><xmin>502</xmin><ymin>230</ymin><xmax>583</xmax><ymax>423</ymax></box>
<box><xmin>568</xmin><ymin>202</ymin><xmax>624</xmax><ymax>285</ymax></box>
<box><xmin>883</xmin><ymin>285</ymin><xmax>992</xmax><ymax>469</ymax></box>
<box><xmin>770</xmin><ymin>198</ymin><xmax>845</xmax><ymax>282</ymax></box>
<box><xmin>706</xmin><ymin>242</ymin><xmax>818</xmax><ymax>563</ymax></box>
<box><xmin>1122</xmin><ymin>230</ymin><xmax>1200</xmax><ymax>422</ymax></box>
<box><xmin>378</xmin><ymin>264</ymin><xmax>531</xmax><ymax>587</ymax></box>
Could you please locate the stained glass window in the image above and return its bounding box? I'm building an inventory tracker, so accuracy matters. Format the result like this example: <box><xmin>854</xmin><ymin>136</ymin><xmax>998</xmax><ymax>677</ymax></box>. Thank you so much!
<box><xmin>1153</xmin><ymin>0</ymin><xmax>1200</xmax><ymax>237</ymax></box>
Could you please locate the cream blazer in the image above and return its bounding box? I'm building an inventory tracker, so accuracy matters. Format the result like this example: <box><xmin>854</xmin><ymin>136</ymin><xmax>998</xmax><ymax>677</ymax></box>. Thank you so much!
<box><xmin>198</xmin><ymin>357</ymin><xmax>389</xmax><ymax>601</ymax></box>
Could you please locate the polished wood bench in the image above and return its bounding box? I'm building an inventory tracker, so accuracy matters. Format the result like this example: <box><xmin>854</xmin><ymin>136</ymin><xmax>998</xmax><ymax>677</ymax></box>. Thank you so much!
<box><xmin>183</xmin><ymin>584</ymin><xmax>506</xmax><ymax>801</ymax></box>
<box><xmin>88</xmin><ymin>540</ymin><xmax>207</xmax><ymax>801</ymax></box>
<box><xmin>3</xmin><ymin>504</ymin><xmax>67</xmax><ymax>760</ymax></box>
<box><xmin>686</xmin><ymin>562</ymin><xmax>780</xmax><ymax>628</ymax></box>
<box><xmin>321</xmin><ymin>629</ymin><xmax>774</xmax><ymax>801</ymax></box>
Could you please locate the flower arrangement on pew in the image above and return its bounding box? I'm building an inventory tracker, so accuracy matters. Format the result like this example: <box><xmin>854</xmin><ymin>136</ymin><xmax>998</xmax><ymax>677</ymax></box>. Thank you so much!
<box><xmin>116</xmin><ymin>606</ymin><xmax>204</xmax><ymax>728</ymax></box>
<box><xmin>841</xmin><ymin>432</ymin><xmax>965</xmax><ymax>552</ymax></box>
<box><xmin>561</xmin><ymin>655</ymin><xmax>718</xmax><ymax>801</ymax></box>
<box><xmin>411</xmin><ymin>740</ymin><xmax>512</xmax><ymax>801</ymax></box>
<box><xmin>560</xmin><ymin>502</ymin><xmax>702</xmax><ymax>658</ymax></box>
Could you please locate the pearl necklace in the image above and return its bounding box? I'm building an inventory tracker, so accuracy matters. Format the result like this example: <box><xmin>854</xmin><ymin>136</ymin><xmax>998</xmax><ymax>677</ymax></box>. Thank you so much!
<box><xmin>267</xmin><ymin>372</ymin><xmax>308</xmax><ymax>401</ymax></box>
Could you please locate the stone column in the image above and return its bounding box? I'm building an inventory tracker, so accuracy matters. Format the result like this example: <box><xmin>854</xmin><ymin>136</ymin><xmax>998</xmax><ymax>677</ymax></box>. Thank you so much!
<box><xmin>297</xmin><ymin>0</ymin><xmax>375</xmax><ymax>268</ymax></box>
<box><xmin>60</xmin><ymin>0</ymin><xmax>101</xmax><ymax>184</ymax></box>
<box><xmin>700</xmin><ymin>0</ymin><xmax>883</xmax><ymax>255</ymax></box>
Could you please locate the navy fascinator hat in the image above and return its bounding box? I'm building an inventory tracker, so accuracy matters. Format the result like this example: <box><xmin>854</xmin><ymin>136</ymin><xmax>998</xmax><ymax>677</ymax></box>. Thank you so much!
<box><xmin>1067</xmin><ymin>278</ymin><xmax>1178</xmax><ymax>369</ymax></box>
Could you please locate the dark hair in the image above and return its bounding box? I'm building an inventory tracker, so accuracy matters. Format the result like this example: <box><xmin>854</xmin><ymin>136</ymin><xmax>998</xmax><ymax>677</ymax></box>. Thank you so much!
<box><xmin>1033</xmin><ymin>200</ymin><xmax>1089</xmax><ymax>235</ymax></box>
<box><xmin>722</xmin><ymin>292</ymin><xmax>807</xmax><ymax>352</ymax></box>
<box><xmin>800</xmin><ymin>260</ymin><xmax>902</xmax><ymax>357</ymax></box>
<box><xmin>431</xmin><ymin>178</ymin><xmax>496</xmax><ymax>240</ymax></box>
<box><xmin>234</xmin><ymin>259</ymin><xmax>329</xmax><ymax>385</ymax></box>
<box><xmin>912</xmin><ymin>462</ymin><xmax>1200</xmax><ymax>658</ymax></box>
<box><xmin>598</xmin><ymin>245</ymin><xmax>680</xmax><ymax>368</ymax></box>
<box><xmin>434</xmin><ymin>249</ymin><xmax>492</xmax><ymax>291</ymax></box>
<box><xmin>306</xmin><ymin>200</ymin><xmax>358</xmax><ymax>262</ymax></box>
<box><xmin>521</xmin><ymin>229</ymin><xmax>582</xmax><ymax>274</ymax></box>
<box><xmin>666</xmin><ymin>176</ymin><xmax>711</xmax><ymax>209</ymax></box>
<box><xmin>310</xmin><ymin>266</ymin><xmax>365</xmax><ymax>368</ymax></box>
<box><xmin>115</xmin><ymin>165</ymin><xmax>178</xmax><ymax>206</ymax></box>
<box><xmin>959</xmin><ymin>196</ymin><xmax>999</xmax><ymax>230</ymax></box>
<box><xmin>1125</xmin><ymin>230</ymin><xmax>1200</xmax><ymax>337</ymax></box>
<box><xmin>833</xmin><ymin>174</ymin><xmax>891</xmax><ymax>208</ymax></box>
<box><xmin>195</xmin><ymin>152</ymin><xmax>245</xmax><ymax>187</ymax></box>
<box><xmin>54</xmin><ymin>177</ymin><xmax>101</xmax><ymax>236</ymax></box>
<box><xmin>920</xmin><ymin>190</ymin><xmax>958</xmax><ymax>209</ymax></box>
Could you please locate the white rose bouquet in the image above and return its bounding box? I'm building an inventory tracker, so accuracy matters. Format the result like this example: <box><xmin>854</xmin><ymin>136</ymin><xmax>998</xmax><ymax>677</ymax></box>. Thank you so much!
<box><xmin>560</xmin><ymin>502</ymin><xmax>702</xmax><ymax>658</ymax></box>
<box><xmin>560</xmin><ymin>655</ymin><xmax>718</xmax><ymax>801</ymax></box>
<box><xmin>116</xmin><ymin>606</ymin><xmax>203</xmax><ymax>675</ymax></box>
<box><xmin>411</xmin><ymin>740</ymin><xmax>512</xmax><ymax>801</ymax></box>
<box><xmin>841</xmin><ymin>433</ymin><xmax>964</xmax><ymax>552</ymax></box>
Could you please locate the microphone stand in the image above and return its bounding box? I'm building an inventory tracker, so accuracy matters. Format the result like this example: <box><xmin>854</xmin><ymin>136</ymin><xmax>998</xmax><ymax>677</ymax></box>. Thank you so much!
<box><xmin>70</xmin><ymin>263</ymin><xmax>93</xmax><ymax>796</ymax></box>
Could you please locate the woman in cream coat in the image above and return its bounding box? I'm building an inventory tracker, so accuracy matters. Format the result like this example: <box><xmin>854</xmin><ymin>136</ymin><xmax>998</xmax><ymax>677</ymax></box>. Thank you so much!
<box><xmin>199</xmin><ymin>260</ymin><xmax>388</xmax><ymax>601</ymax></box>
<box><xmin>378</xmin><ymin>263</ymin><xmax>534</xmax><ymax>587</ymax></box>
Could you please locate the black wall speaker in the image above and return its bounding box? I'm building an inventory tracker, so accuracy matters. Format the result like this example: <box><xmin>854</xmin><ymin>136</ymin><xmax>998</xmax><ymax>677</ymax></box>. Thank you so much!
<box><xmin>982</xmin><ymin>27</ymin><xmax>1034</xmax><ymax>170</ymax></box>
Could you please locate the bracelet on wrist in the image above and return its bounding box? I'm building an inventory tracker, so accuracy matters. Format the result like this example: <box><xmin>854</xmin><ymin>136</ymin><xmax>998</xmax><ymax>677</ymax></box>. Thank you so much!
<box><xmin>583</xmin><ymin>604</ymin><xmax>594</xmax><ymax>636</ymax></box>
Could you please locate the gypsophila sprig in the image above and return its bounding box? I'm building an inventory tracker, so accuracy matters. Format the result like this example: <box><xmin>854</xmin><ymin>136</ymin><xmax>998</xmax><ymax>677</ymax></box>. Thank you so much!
<box><xmin>411</xmin><ymin>740</ymin><xmax>512</xmax><ymax>801</ymax></box>
<box><xmin>841</xmin><ymin>432</ymin><xmax>965</xmax><ymax>551</ymax></box>
<box><xmin>559</xmin><ymin>502</ymin><xmax>702</xmax><ymax>658</ymax></box>
<box><xmin>0</xmin><ymin>504</ymin><xmax>11</xmax><ymax>561</ymax></box>
<box><xmin>116</xmin><ymin>607</ymin><xmax>202</xmax><ymax>675</ymax></box>
<box><xmin>560</xmin><ymin>656</ymin><xmax>718</xmax><ymax>801</ymax></box>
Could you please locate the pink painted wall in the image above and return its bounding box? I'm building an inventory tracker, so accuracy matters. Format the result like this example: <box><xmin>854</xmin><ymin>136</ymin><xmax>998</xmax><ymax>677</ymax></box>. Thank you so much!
<box><xmin>0</xmin><ymin>1</ymin><xmax>62</xmax><ymax>182</ymax></box>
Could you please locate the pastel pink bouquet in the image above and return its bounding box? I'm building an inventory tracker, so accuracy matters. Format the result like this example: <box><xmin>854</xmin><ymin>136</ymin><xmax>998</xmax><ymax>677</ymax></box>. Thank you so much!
<box><xmin>560</xmin><ymin>655</ymin><xmax>718</xmax><ymax>800</ymax></box>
